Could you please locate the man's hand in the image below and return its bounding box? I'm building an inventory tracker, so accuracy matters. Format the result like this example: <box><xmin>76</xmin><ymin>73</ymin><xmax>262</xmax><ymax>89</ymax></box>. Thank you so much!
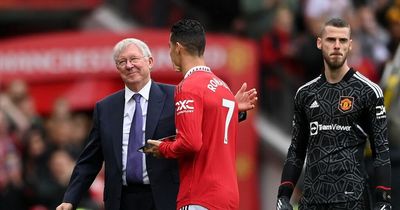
<box><xmin>56</xmin><ymin>203</ymin><xmax>73</xmax><ymax>210</ymax></box>
<box><xmin>235</xmin><ymin>82</ymin><xmax>257</xmax><ymax>112</ymax></box>
<box><xmin>276</xmin><ymin>197</ymin><xmax>293</xmax><ymax>210</ymax></box>
<box><xmin>374</xmin><ymin>202</ymin><xmax>392</xmax><ymax>210</ymax></box>
<box><xmin>146</xmin><ymin>140</ymin><xmax>163</xmax><ymax>158</ymax></box>
<box><xmin>375</xmin><ymin>187</ymin><xmax>391</xmax><ymax>210</ymax></box>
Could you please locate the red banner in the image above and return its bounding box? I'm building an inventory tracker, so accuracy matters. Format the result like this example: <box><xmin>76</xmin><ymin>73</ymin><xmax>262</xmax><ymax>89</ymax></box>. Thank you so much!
<box><xmin>0</xmin><ymin>30</ymin><xmax>258</xmax><ymax>114</ymax></box>
<box><xmin>0</xmin><ymin>0</ymin><xmax>100</xmax><ymax>10</ymax></box>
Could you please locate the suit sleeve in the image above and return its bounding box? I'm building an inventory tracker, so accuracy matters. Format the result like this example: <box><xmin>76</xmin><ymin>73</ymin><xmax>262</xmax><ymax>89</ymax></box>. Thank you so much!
<box><xmin>366</xmin><ymin>89</ymin><xmax>391</xmax><ymax>201</ymax></box>
<box><xmin>159</xmin><ymin>91</ymin><xmax>203</xmax><ymax>158</ymax></box>
<box><xmin>278</xmin><ymin>92</ymin><xmax>309</xmax><ymax>198</ymax></box>
<box><xmin>63</xmin><ymin>104</ymin><xmax>104</xmax><ymax>206</ymax></box>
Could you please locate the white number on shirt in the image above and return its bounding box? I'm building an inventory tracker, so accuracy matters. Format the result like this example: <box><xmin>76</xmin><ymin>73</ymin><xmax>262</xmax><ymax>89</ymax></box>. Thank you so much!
<box><xmin>222</xmin><ymin>99</ymin><xmax>235</xmax><ymax>144</ymax></box>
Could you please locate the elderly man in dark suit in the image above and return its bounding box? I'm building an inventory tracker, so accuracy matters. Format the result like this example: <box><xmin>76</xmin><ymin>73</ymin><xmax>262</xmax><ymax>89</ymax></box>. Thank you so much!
<box><xmin>56</xmin><ymin>38</ymin><xmax>257</xmax><ymax>210</ymax></box>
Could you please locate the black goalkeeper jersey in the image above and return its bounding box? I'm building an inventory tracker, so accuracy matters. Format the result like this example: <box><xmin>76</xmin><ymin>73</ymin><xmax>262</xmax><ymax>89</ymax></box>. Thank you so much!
<box><xmin>281</xmin><ymin>68</ymin><xmax>391</xmax><ymax>204</ymax></box>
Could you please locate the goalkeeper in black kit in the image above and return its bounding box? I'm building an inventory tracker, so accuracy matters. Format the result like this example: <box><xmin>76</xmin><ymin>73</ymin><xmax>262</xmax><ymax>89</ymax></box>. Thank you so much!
<box><xmin>276</xmin><ymin>18</ymin><xmax>391</xmax><ymax>210</ymax></box>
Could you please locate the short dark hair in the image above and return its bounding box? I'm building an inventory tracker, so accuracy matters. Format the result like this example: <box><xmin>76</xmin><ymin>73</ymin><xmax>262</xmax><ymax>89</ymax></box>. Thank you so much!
<box><xmin>320</xmin><ymin>18</ymin><xmax>351</xmax><ymax>37</ymax></box>
<box><xmin>170</xmin><ymin>19</ymin><xmax>206</xmax><ymax>56</ymax></box>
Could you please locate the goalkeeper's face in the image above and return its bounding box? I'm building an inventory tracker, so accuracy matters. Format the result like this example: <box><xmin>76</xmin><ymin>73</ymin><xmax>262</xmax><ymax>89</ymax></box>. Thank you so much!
<box><xmin>317</xmin><ymin>26</ymin><xmax>352</xmax><ymax>70</ymax></box>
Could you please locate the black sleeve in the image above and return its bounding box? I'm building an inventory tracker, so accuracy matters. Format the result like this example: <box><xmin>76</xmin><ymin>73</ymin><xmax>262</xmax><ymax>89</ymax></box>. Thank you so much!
<box><xmin>366</xmin><ymin>91</ymin><xmax>391</xmax><ymax>202</ymax></box>
<box><xmin>278</xmin><ymin>93</ymin><xmax>309</xmax><ymax>198</ymax></box>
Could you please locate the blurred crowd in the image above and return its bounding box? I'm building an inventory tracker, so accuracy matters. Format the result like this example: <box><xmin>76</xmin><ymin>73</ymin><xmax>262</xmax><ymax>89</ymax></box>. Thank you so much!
<box><xmin>0</xmin><ymin>80</ymin><xmax>103</xmax><ymax>210</ymax></box>
<box><xmin>1</xmin><ymin>0</ymin><xmax>400</xmax><ymax>209</ymax></box>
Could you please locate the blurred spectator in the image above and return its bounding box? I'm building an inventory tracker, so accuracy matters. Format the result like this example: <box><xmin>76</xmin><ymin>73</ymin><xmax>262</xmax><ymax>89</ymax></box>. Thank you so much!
<box><xmin>0</xmin><ymin>79</ymin><xmax>42</xmax><ymax>145</ymax></box>
<box><xmin>6</xmin><ymin>79</ymin><xmax>28</xmax><ymax>105</ymax></box>
<box><xmin>235</xmin><ymin>0</ymin><xmax>299</xmax><ymax>38</ymax></box>
<box><xmin>0</xmin><ymin>110</ymin><xmax>26</xmax><ymax>210</ymax></box>
<box><xmin>22</xmin><ymin>128</ymin><xmax>51</xmax><ymax>208</ymax></box>
<box><xmin>367</xmin><ymin>0</ymin><xmax>393</xmax><ymax>28</ymax></box>
<box><xmin>44</xmin><ymin>98</ymin><xmax>82</xmax><ymax>157</ymax></box>
<box><xmin>386</xmin><ymin>0</ymin><xmax>400</xmax><ymax>54</ymax></box>
<box><xmin>48</xmin><ymin>97</ymin><xmax>72</xmax><ymax>122</ymax></box>
<box><xmin>25</xmin><ymin>148</ymin><xmax>100</xmax><ymax>210</ymax></box>
<box><xmin>46</xmin><ymin>149</ymin><xmax>76</xmax><ymax>209</ymax></box>
<box><xmin>16</xmin><ymin>95</ymin><xmax>43</xmax><ymax>131</ymax></box>
<box><xmin>259</xmin><ymin>6</ymin><xmax>301</xmax><ymax>127</ymax></box>
<box><xmin>304</xmin><ymin>0</ymin><xmax>354</xmax><ymax>36</ymax></box>
<box><xmin>348</xmin><ymin>38</ymin><xmax>380</xmax><ymax>82</ymax></box>
<box><xmin>304</xmin><ymin>0</ymin><xmax>353</xmax><ymax>21</ymax></box>
<box><xmin>293</xmin><ymin>23</ymin><xmax>323</xmax><ymax>82</ymax></box>
<box><xmin>355</xmin><ymin>5</ymin><xmax>390</xmax><ymax>74</ymax></box>
<box><xmin>69</xmin><ymin>113</ymin><xmax>91</xmax><ymax>155</ymax></box>
<box><xmin>0</xmin><ymin>81</ymin><xmax>31</xmax><ymax>137</ymax></box>
<box><xmin>380</xmin><ymin>44</ymin><xmax>400</xmax><ymax>147</ymax></box>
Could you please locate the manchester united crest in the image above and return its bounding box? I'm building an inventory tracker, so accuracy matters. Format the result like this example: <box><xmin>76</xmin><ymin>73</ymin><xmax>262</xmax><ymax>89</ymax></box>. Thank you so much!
<box><xmin>338</xmin><ymin>96</ymin><xmax>354</xmax><ymax>112</ymax></box>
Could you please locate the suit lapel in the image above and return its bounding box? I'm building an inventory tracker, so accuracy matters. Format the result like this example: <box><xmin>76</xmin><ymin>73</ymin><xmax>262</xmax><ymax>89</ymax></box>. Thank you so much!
<box><xmin>146</xmin><ymin>82</ymin><xmax>166</xmax><ymax>140</ymax></box>
<box><xmin>111</xmin><ymin>90</ymin><xmax>125</xmax><ymax>171</ymax></box>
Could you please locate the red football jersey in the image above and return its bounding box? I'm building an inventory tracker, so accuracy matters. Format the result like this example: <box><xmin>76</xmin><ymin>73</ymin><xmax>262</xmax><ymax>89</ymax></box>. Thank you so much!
<box><xmin>159</xmin><ymin>67</ymin><xmax>239</xmax><ymax>210</ymax></box>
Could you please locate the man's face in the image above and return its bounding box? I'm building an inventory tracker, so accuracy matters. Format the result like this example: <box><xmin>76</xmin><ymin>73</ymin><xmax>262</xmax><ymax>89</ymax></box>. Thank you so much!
<box><xmin>115</xmin><ymin>44</ymin><xmax>153</xmax><ymax>90</ymax></box>
<box><xmin>317</xmin><ymin>26</ymin><xmax>352</xmax><ymax>70</ymax></box>
<box><xmin>168</xmin><ymin>35</ymin><xmax>181</xmax><ymax>72</ymax></box>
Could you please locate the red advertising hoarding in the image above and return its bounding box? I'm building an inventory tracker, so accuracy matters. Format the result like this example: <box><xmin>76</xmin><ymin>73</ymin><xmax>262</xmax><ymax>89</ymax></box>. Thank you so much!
<box><xmin>0</xmin><ymin>29</ymin><xmax>260</xmax><ymax>210</ymax></box>
<box><xmin>0</xmin><ymin>0</ymin><xmax>101</xmax><ymax>10</ymax></box>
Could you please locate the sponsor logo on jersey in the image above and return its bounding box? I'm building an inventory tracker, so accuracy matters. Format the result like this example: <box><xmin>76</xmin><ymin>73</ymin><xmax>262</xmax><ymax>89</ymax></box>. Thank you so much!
<box><xmin>175</xmin><ymin>100</ymin><xmax>194</xmax><ymax>115</ymax></box>
<box><xmin>338</xmin><ymin>96</ymin><xmax>354</xmax><ymax>112</ymax></box>
<box><xmin>310</xmin><ymin>121</ymin><xmax>351</xmax><ymax>135</ymax></box>
<box><xmin>310</xmin><ymin>121</ymin><xmax>318</xmax><ymax>135</ymax></box>
<box><xmin>376</xmin><ymin>105</ymin><xmax>387</xmax><ymax>119</ymax></box>
<box><xmin>310</xmin><ymin>100</ymin><xmax>319</xmax><ymax>108</ymax></box>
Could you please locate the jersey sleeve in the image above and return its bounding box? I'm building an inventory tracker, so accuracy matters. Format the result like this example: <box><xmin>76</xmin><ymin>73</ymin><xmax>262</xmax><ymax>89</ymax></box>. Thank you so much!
<box><xmin>278</xmin><ymin>92</ymin><xmax>309</xmax><ymax>198</ymax></box>
<box><xmin>366</xmin><ymin>89</ymin><xmax>391</xmax><ymax>195</ymax></box>
<box><xmin>159</xmin><ymin>90</ymin><xmax>203</xmax><ymax>158</ymax></box>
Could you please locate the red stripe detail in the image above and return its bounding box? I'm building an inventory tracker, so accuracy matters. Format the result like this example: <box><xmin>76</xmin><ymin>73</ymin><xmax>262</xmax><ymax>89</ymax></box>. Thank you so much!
<box><xmin>376</xmin><ymin>186</ymin><xmax>391</xmax><ymax>191</ymax></box>
<box><xmin>280</xmin><ymin>181</ymin><xmax>294</xmax><ymax>188</ymax></box>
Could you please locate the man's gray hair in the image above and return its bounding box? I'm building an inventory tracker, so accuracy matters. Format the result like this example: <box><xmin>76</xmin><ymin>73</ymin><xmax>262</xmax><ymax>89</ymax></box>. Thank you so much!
<box><xmin>113</xmin><ymin>38</ymin><xmax>152</xmax><ymax>62</ymax></box>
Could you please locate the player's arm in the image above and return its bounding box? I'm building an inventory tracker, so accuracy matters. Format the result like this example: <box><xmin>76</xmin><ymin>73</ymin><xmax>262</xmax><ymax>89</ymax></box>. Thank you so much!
<box><xmin>366</xmin><ymin>90</ymin><xmax>392</xmax><ymax>208</ymax></box>
<box><xmin>277</xmin><ymin>93</ymin><xmax>308</xmax><ymax>209</ymax></box>
<box><xmin>158</xmin><ymin>92</ymin><xmax>203</xmax><ymax>158</ymax></box>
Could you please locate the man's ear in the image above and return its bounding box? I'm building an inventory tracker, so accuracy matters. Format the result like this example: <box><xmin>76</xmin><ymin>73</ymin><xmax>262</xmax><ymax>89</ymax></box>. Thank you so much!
<box><xmin>176</xmin><ymin>42</ymin><xmax>184</xmax><ymax>54</ymax></box>
<box><xmin>316</xmin><ymin>37</ymin><xmax>322</xmax><ymax>50</ymax></box>
<box><xmin>349</xmin><ymin>39</ymin><xmax>352</xmax><ymax>51</ymax></box>
<box><xmin>148</xmin><ymin>56</ymin><xmax>154</xmax><ymax>70</ymax></box>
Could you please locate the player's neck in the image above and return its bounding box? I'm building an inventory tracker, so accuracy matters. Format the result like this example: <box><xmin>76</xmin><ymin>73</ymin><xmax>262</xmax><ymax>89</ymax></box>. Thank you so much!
<box><xmin>181</xmin><ymin>56</ymin><xmax>206</xmax><ymax>76</ymax></box>
<box><xmin>324</xmin><ymin>64</ymin><xmax>350</xmax><ymax>84</ymax></box>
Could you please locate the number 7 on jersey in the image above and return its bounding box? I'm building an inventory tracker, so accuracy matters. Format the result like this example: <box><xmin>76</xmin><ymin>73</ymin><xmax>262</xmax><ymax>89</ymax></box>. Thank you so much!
<box><xmin>222</xmin><ymin>99</ymin><xmax>235</xmax><ymax>144</ymax></box>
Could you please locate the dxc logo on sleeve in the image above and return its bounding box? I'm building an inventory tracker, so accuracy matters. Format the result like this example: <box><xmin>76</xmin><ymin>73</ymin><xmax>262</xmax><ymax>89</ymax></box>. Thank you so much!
<box><xmin>176</xmin><ymin>100</ymin><xmax>194</xmax><ymax>115</ymax></box>
<box><xmin>376</xmin><ymin>105</ymin><xmax>386</xmax><ymax>119</ymax></box>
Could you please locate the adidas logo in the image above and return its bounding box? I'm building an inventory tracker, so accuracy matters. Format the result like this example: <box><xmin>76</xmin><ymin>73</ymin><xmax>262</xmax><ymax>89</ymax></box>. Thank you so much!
<box><xmin>310</xmin><ymin>100</ymin><xmax>319</xmax><ymax>108</ymax></box>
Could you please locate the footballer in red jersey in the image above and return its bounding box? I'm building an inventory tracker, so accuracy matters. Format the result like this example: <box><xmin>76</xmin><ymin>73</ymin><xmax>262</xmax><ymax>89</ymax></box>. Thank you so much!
<box><xmin>160</xmin><ymin>66</ymin><xmax>239</xmax><ymax>209</ymax></box>
<box><xmin>146</xmin><ymin>19</ymin><xmax>247</xmax><ymax>210</ymax></box>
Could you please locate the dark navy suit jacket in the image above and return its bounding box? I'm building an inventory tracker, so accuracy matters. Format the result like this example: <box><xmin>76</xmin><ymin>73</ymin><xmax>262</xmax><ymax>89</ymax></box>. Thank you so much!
<box><xmin>63</xmin><ymin>82</ymin><xmax>179</xmax><ymax>210</ymax></box>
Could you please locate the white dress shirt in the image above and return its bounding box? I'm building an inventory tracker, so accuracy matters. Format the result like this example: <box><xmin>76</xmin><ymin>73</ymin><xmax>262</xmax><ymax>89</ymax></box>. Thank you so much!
<box><xmin>122</xmin><ymin>80</ymin><xmax>151</xmax><ymax>185</ymax></box>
